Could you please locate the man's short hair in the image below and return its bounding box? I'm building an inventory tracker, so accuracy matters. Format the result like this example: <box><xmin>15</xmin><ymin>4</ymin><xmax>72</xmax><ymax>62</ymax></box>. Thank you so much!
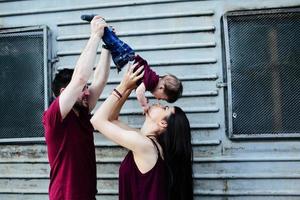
<box><xmin>52</xmin><ymin>68</ymin><xmax>74</xmax><ymax>97</ymax></box>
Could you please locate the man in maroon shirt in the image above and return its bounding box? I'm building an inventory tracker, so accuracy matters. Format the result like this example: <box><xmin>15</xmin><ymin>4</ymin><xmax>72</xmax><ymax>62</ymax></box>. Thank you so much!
<box><xmin>42</xmin><ymin>16</ymin><xmax>111</xmax><ymax>200</ymax></box>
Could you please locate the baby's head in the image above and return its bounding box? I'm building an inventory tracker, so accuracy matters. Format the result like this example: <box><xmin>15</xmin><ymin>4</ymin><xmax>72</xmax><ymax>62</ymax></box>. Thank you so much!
<box><xmin>152</xmin><ymin>74</ymin><xmax>183</xmax><ymax>103</ymax></box>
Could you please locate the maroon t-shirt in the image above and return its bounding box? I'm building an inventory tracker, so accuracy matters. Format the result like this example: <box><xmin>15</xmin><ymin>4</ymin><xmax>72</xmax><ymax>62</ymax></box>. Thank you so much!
<box><xmin>42</xmin><ymin>97</ymin><xmax>97</xmax><ymax>200</ymax></box>
<box><xmin>119</xmin><ymin>139</ymin><xmax>167</xmax><ymax>200</ymax></box>
<box><xmin>134</xmin><ymin>55</ymin><xmax>159</xmax><ymax>92</ymax></box>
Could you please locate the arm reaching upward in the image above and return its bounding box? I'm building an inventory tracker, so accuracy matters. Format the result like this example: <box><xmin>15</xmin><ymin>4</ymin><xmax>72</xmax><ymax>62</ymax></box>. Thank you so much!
<box><xmin>59</xmin><ymin>16</ymin><xmax>107</xmax><ymax>119</ymax></box>
<box><xmin>88</xmin><ymin>47</ymin><xmax>111</xmax><ymax>112</ymax></box>
<box><xmin>91</xmin><ymin>63</ymin><xmax>146</xmax><ymax>152</ymax></box>
<box><xmin>136</xmin><ymin>82</ymin><xmax>149</xmax><ymax>113</ymax></box>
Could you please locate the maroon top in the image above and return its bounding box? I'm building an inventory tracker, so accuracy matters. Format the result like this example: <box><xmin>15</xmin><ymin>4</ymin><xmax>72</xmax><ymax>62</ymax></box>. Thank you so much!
<box><xmin>42</xmin><ymin>97</ymin><xmax>97</xmax><ymax>200</ymax></box>
<box><xmin>119</xmin><ymin>138</ymin><xmax>167</xmax><ymax>200</ymax></box>
<box><xmin>134</xmin><ymin>55</ymin><xmax>159</xmax><ymax>92</ymax></box>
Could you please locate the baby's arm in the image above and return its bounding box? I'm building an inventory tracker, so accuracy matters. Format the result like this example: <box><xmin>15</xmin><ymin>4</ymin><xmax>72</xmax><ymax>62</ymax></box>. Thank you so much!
<box><xmin>136</xmin><ymin>83</ymin><xmax>149</xmax><ymax>113</ymax></box>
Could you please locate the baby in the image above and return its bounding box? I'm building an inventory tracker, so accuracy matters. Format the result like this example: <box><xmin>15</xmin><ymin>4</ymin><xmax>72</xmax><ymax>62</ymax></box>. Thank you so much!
<box><xmin>133</xmin><ymin>55</ymin><xmax>183</xmax><ymax>112</ymax></box>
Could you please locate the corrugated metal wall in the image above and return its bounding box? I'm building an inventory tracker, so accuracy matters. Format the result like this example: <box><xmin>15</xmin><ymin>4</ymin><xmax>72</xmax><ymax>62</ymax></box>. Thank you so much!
<box><xmin>0</xmin><ymin>0</ymin><xmax>300</xmax><ymax>199</ymax></box>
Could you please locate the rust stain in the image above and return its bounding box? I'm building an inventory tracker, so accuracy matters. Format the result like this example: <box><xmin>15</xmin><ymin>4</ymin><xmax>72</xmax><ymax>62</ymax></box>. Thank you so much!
<box><xmin>0</xmin><ymin>145</ymin><xmax>47</xmax><ymax>159</ymax></box>
<box><xmin>223</xmin><ymin>180</ymin><xmax>228</xmax><ymax>193</ymax></box>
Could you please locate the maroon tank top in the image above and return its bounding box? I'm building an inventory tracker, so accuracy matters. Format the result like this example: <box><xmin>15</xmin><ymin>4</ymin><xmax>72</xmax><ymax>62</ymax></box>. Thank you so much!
<box><xmin>119</xmin><ymin>137</ymin><xmax>167</xmax><ymax>200</ymax></box>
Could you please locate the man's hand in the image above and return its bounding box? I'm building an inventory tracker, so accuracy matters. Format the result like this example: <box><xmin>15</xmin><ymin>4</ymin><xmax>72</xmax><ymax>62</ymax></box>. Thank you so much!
<box><xmin>90</xmin><ymin>16</ymin><xmax>107</xmax><ymax>38</ymax></box>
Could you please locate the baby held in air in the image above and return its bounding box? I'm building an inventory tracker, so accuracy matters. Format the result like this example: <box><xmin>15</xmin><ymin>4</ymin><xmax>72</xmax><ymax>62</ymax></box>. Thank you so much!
<box><xmin>133</xmin><ymin>55</ymin><xmax>182</xmax><ymax>113</ymax></box>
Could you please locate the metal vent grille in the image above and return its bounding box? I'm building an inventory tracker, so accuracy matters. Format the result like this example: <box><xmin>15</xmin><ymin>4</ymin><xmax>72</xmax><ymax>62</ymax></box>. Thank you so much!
<box><xmin>0</xmin><ymin>28</ymin><xmax>49</xmax><ymax>140</ymax></box>
<box><xmin>224</xmin><ymin>8</ymin><xmax>300</xmax><ymax>138</ymax></box>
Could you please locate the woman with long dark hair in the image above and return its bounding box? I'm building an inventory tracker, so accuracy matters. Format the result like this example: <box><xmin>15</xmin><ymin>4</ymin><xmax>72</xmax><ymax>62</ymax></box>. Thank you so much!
<box><xmin>91</xmin><ymin>63</ymin><xmax>193</xmax><ymax>200</ymax></box>
<box><xmin>158</xmin><ymin>106</ymin><xmax>193</xmax><ymax>200</ymax></box>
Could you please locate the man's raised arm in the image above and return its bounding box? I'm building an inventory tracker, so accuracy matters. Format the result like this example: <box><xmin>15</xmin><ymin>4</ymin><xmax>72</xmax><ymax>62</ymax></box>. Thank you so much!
<box><xmin>88</xmin><ymin>46</ymin><xmax>111</xmax><ymax>112</ymax></box>
<box><xmin>59</xmin><ymin>16</ymin><xmax>107</xmax><ymax>119</ymax></box>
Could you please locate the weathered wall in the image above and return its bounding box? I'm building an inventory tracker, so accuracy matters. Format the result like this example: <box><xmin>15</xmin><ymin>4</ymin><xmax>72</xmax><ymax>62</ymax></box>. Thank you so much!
<box><xmin>0</xmin><ymin>0</ymin><xmax>300</xmax><ymax>199</ymax></box>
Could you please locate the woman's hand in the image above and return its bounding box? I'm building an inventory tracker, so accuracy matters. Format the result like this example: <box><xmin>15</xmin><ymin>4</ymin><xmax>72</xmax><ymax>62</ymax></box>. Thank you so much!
<box><xmin>120</xmin><ymin>62</ymin><xmax>144</xmax><ymax>90</ymax></box>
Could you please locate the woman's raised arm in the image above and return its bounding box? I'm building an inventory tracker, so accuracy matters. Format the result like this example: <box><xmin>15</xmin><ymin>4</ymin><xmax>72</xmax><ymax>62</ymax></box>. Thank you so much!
<box><xmin>90</xmin><ymin>64</ymin><xmax>145</xmax><ymax>151</ymax></box>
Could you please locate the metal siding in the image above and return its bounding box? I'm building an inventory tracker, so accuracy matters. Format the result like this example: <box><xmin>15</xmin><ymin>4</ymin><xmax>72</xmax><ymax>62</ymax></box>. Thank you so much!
<box><xmin>0</xmin><ymin>0</ymin><xmax>300</xmax><ymax>199</ymax></box>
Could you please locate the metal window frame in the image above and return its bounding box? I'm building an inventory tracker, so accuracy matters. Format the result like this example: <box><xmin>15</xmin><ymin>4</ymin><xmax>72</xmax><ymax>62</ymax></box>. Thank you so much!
<box><xmin>0</xmin><ymin>25</ymin><xmax>51</xmax><ymax>143</ymax></box>
<box><xmin>222</xmin><ymin>7</ymin><xmax>300</xmax><ymax>139</ymax></box>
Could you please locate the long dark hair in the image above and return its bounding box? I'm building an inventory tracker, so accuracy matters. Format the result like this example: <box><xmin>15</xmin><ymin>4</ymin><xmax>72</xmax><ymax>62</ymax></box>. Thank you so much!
<box><xmin>158</xmin><ymin>106</ymin><xmax>193</xmax><ymax>200</ymax></box>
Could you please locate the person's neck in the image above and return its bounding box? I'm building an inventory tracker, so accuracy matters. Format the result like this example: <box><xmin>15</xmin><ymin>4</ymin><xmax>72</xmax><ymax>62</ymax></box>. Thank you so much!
<box><xmin>140</xmin><ymin>123</ymin><xmax>157</xmax><ymax>138</ymax></box>
<box><xmin>157</xmin><ymin>78</ymin><xmax>163</xmax><ymax>87</ymax></box>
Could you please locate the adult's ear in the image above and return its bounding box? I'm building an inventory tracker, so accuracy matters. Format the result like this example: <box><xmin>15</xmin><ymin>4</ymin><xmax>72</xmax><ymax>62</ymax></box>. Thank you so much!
<box><xmin>59</xmin><ymin>88</ymin><xmax>65</xmax><ymax>95</ymax></box>
<box><xmin>159</xmin><ymin>119</ymin><xmax>168</xmax><ymax>128</ymax></box>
